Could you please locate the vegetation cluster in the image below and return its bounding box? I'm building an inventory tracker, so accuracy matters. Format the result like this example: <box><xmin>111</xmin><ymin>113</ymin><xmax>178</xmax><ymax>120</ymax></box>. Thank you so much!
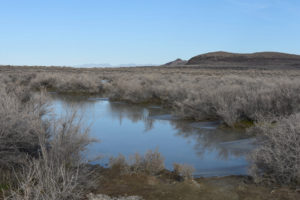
<box><xmin>1</xmin><ymin>65</ymin><xmax>300</xmax><ymax>199</ymax></box>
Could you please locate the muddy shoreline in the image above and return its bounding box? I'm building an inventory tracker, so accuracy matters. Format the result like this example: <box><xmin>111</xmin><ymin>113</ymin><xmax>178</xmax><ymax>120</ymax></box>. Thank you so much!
<box><xmin>86</xmin><ymin>165</ymin><xmax>300</xmax><ymax>200</ymax></box>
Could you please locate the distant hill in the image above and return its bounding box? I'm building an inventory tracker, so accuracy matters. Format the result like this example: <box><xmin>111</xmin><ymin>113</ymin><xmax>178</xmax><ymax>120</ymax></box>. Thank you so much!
<box><xmin>164</xmin><ymin>58</ymin><xmax>187</xmax><ymax>66</ymax></box>
<box><xmin>184</xmin><ymin>51</ymin><xmax>300</xmax><ymax>68</ymax></box>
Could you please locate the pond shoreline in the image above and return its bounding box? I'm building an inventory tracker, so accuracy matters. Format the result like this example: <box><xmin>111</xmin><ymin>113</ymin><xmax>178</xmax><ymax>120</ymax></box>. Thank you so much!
<box><xmin>50</xmin><ymin>92</ymin><xmax>255</xmax><ymax>177</ymax></box>
<box><xmin>87</xmin><ymin>164</ymin><xmax>300</xmax><ymax>200</ymax></box>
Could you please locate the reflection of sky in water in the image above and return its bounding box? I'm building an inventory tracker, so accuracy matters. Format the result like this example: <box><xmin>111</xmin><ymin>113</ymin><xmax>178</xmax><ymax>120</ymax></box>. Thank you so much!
<box><xmin>49</xmin><ymin>94</ymin><xmax>255</xmax><ymax>177</ymax></box>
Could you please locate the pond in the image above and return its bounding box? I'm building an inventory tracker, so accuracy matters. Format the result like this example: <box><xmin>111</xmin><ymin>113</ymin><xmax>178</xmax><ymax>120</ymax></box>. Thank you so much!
<box><xmin>49</xmin><ymin>93</ymin><xmax>255</xmax><ymax>177</ymax></box>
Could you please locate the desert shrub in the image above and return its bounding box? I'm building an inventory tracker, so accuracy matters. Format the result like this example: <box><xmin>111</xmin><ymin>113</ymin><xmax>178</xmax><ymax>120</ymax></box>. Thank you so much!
<box><xmin>109</xmin><ymin>150</ymin><xmax>165</xmax><ymax>176</ymax></box>
<box><xmin>106</xmin><ymin>73</ymin><xmax>300</xmax><ymax>126</ymax></box>
<box><xmin>30</xmin><ymin>75</ymin><xmax>57</xmax><ymax>90</ymax></box>
<box><xmin>109</xmin><ymin>154</ymin><xmax>130</xmax><ymax>174</ymax></box>
<box><xmin>175</xmin><ymin>76</ymin><xmax>300</xmax><ymax>126</ymax></box>
<box><xmin>4</xmin><ymin>73</ymin><xmax>37</xmax><ymax>86</ymax></box>
<box><xmin>30</xmin><ymin>73</ymin><xmax>105</xmax><ymax>94</ymax></box>
<box><xmin>0</xmin><ymin>83</ymin><xmax>96</xmax><ymax>199</ymax></box>
<box><xmin>46</xmin><ymin>111</ymin><xmax>95</xmax><ymax>166</ymax></box>
<box><xmin>173</xmin><ymin>163</ymin><xmax>195</xmax><ymax>180</ymax></box>
<box><xmin>131</xmin><ymin>149</ymin><xmax>165</xmax><ymax>175</ymax></box>
<box><xmin>5</xmin><ymin>157</ymin><xmax>82</xmax><ymax>200</ymax></box>
<box><xmin>107</xmin><ymin>75</ymin><xmax>157</xmax><ymax>103</ymax></box>
<box><xmin>19</xmin><ymin>73</ymin><xmax>37</xmax><ymax>86</ymax></box>
<box><xmin>3</xmin><ymin>66</ymin><xmax>300</xmax><ymax>127</ymax></box>
<box><xmin>249</xmin><ymin>114</ymin><xmax>300</xmax><ymax>185</ymax></box>
<box><xmin>4</xmin><ymin>112</ymin><xmax>95</xmax><ymax>200</ymax></box>
<box><xmin>56</xmin><ymin>75</ymin><xmax>101</xmax><ymax>94</ymax></box>
<box><xmin>0</xmin><ymin>87</ymin><xmax>47</xmax><ymax>169</ymax></box>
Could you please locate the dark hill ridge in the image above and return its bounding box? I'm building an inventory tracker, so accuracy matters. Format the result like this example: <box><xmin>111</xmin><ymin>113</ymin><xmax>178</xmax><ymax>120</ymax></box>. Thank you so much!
<box><xmin>164</xmin><ymin>58</ymin><xmax>187</xmax><ymax>66</ymax></box>
<box><xmin>185</xmin><ymin>51</ymin><xmax>300</xmax><ymax>68</ymax></box>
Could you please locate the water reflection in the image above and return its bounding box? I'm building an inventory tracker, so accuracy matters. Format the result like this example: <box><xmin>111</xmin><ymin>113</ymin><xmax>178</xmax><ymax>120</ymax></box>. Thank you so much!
<box><xmin>49</xmin><ymin>93</ymin><xmax>255</xmax><ymax>177</ymax></box>
<box><xmin>106</xmin><ymin>102</ymin><xmax>157</xmax><ymax>131</ymax></box>
<box><xmin>171</xmin><ymin>120</ymin><xmax>253</xmax><ymax>158</ymax></box>
<box><xmin>106</xmin><ymin>102</ymin><xmax>253</xmax><ymax>159</ymax></box>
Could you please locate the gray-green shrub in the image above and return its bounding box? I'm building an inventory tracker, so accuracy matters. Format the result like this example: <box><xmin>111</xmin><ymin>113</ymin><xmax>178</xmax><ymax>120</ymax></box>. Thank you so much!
<box><xmin>249</xmin><ymin>114</ymin><xmax>300</xmax><ymax>185</ymax></box>
<box><xmin>0</xmin><ymin>84</ymin><xmax>95</xmax><ymax>199</ymax></box>
<box><xmin>4</xmin><ymin>113</ymin><xmax>95</xmax><ymax>200</ymax></box>
<box><xmin>3</xmin><ymin>66</ymin><xmax>300</xmax><ymax>127</ymax></box>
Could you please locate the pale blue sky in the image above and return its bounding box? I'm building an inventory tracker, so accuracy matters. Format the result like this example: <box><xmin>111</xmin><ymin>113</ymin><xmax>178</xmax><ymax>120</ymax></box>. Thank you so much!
<box><xmin>0</xmin><ymin>0</ymin><xmax>300</xmax><ymax>66</ymax></box>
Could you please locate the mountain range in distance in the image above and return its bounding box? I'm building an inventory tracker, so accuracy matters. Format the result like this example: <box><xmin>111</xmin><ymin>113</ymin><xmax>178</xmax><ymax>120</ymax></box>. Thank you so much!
<box><xmin>74</xmin><ymin>63</ymin><xmax>156</xmax><ymax>68</ymax></box>
<box><xmin>74</xmin><ymin>51</ymin><xmax>300</xmax><ymax>69</ymax></box>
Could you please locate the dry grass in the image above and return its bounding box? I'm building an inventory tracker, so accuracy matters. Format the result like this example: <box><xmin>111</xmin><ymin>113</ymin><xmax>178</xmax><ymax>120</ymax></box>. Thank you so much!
<box><xmin>108</xmin><ymin>151</ymin><xmax>196</xmax><ymax>181</ymax></box>
<box><xmin>173</xmin><ymin>163</ymin><xmax>195</xmax><ymax>180</ymax></box>
<box><xmin>109</xmin><ymin>150</ymin><xmax>165</xmax><ymax>176</ymax></box>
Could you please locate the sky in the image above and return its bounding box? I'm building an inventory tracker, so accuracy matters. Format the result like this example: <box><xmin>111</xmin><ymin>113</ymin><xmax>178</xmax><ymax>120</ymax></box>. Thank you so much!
<box><xmin>0</xmin><ymin>0</ymin><xmax>300</xmax><ymax>66</ymax></box>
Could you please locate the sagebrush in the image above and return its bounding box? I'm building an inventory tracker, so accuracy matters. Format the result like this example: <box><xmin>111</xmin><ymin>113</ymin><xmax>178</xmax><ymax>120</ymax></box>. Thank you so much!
<box><xmin>249</xmin><ymin>114</ymin><xmax>300</xmax><ymax>185</ymax></box>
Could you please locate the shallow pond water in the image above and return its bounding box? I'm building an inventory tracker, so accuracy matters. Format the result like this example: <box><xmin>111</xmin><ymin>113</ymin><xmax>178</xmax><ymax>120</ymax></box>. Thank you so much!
<box><xmin>49</xmin><ymin>93</ymin><xmax>255</xmax><ymax>177</ymax></box>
